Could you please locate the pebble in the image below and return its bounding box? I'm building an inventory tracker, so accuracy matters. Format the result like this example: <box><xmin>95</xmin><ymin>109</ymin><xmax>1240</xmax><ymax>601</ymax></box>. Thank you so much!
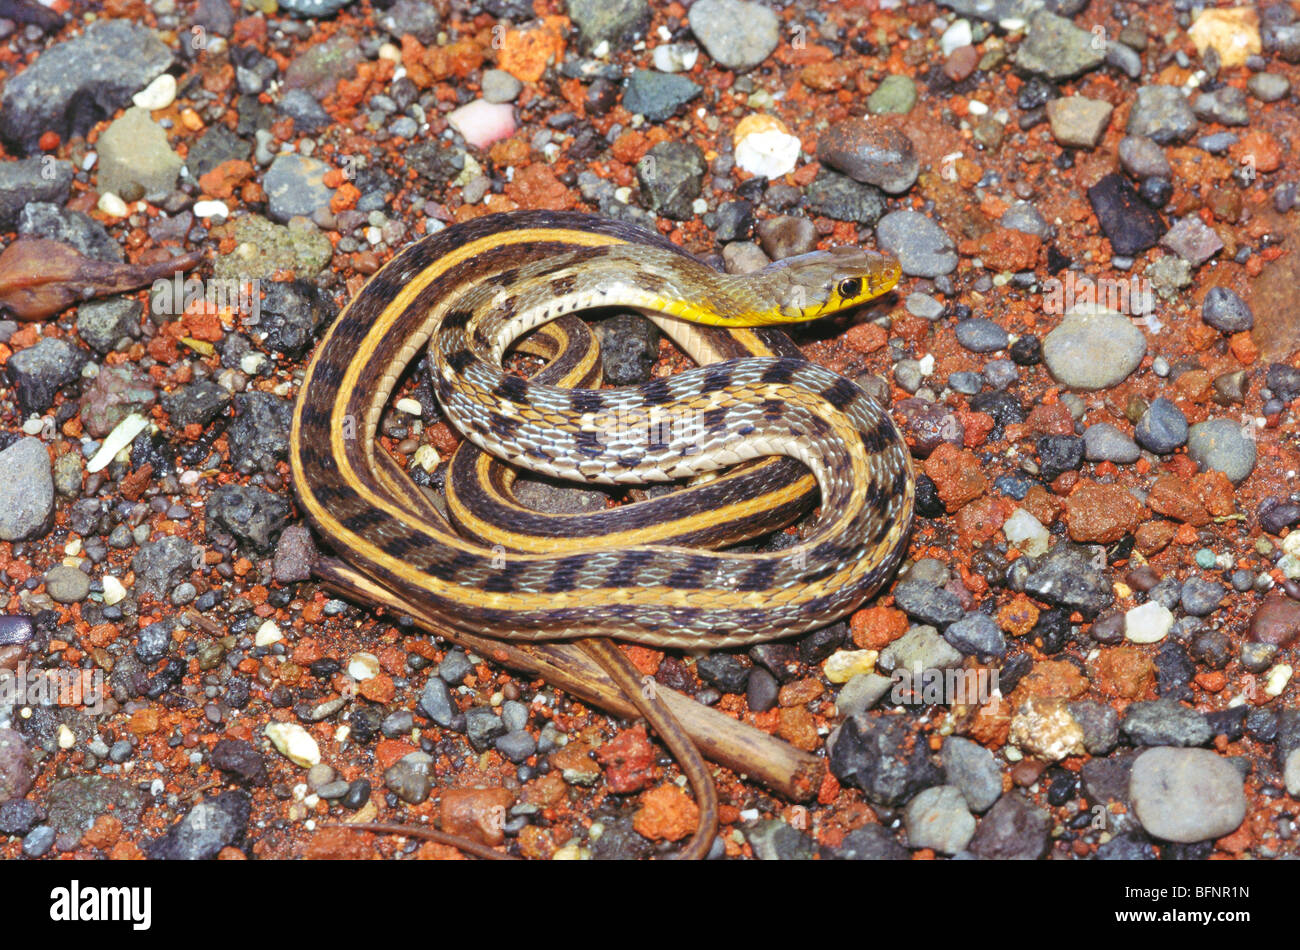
<box><xmin>481</xmin><ymin>69</ymin><xmax>523</xmax><ymax>104</ymax></box>
<box><xmin>1012</xmin><ymin>11</ymin><xmax>1105</xmax><ymax>80</ymax></box>
<box><xmin>1180</xmin><ymin>576</ymin><xmax>1227</xmax><ymax>617</ymax></box>
<box><xmin>1202</xmin><ymin>286</ymin><xmax>1255</xmax><ymax>333</ymax></box>
<box><xmin>76</xmin><ymin>297</ymin><xmax>141</xmax><ymax>356</ymax></box>
<box><xmin>0</xmin><ymin>438</ymin><xmax>54</xmax><ymax>542</ymax></box>
<box><xmin>1123</xmin><ymin>699</ymin><xmax>1213</xmax><ymax>747</ymax></box>
<box><xmin>206</xmin><ymin>484</ymin><xmax>292</xmax><ymax>556</ymax></box>
<box><xmin>1134</xmin><ymin>398</ymin><xmax>1188</xmax><ymax>454</ymax></box>
<box><xmin>1129</xmin><ymin>747</ymin><xmax>1245</xmax><ymax>843</ymax></box>
<box><xmin>1068</xmin><ymin>700</ymin><xmax>1120</xmax><ymax>755</ymax></box>
<box><xmin>1125</xmin><ymin>601</ymin><xmax>1174</xmax><ymax>644</ymax></box>
<box><xmin>0</xmin><ymin>157</ymin><xmax>72</xmax><ymax>230</ymax></box>
<box><xmin>817</xmin><ymin>119</ymin><xmax>919</xmax><ymax>194</ymax></box>
<box><xmin>447</xmin><ymin>99</ymin><xmax>517</xmax><ymax>150</ymax></box>
<box><xmin>1161</xmin><ymin>215</ymin><xmax>1224</xmax><ymax>267</ymax></box>
<box><xmin>878</xmin><ymin>623</ymin><xmax>964</xmax><ymax>671</ymax></box>
<box><xmin>954</xmin><ymin>318</ymin><xmax>1008</xmax><ymax>353</ymax></box>
<box><xmin>651</xmin><ymin>42</ymin><xmax>699</xmax><ymax>74</ymax></box>
<box><xmin>6</xmin><ymin>337</ymin><xmax>90</xmax><ymax>415</ymax></box>
<box><xmin>1082</xmin><ymin>422</ymin><xmax>1141</xmax><ymax>464</ymax></box>
<box><xmin>622</xmin><ymin>70</ymin><xmax>701</xmax><ymax>122</ymax></box>
<box><xmin>1023</xmin><ymin>544</ymin><xmax>1111</xmax><ymax>615</ymax></box>
<box><xmin>756</xmin><ymin>215</ymin><xmax>816</xmax><ymax>260</ymax></box>
<box><xmin>834</xmin><ymin>673</ymin><xmax>892</xmax><ymax>717</ymax></box>
<box><xmin>265</xmin><ymin>722</ymin><xmax>320</xmax><ymax>768</ymax></box>
<box><xmin>43</xmin><ymin>565</ymin><xmax>90</xmax><ymax>604</ymax></box>
<box><xmin>748</xmin><ymin>819</ymin><xmax>816</xmax><ymax>860</ymax></box>
<box><xmin>868</xmin><ymin>75</ymin><xmax>917</xmax><ymax>115</ymax></box>
<box><xmin>19</xmin><ymin>202</ymin><xmax>122</xmax><ymax>262</ymax></box>
<box><xmin>1087</xmin><ymin>172</ymin><xmax>1168</xmax><ymax>256</ymax></box>
<box><xmin>905</xmin><ymin>785</ymin><xmax>975</xmax><ymax>854</ymax></box>
<box><xmin>1046</xmin><ymin>96</ymin><xmax>1113</xmax><ymax>148</ymax></box>
<box><xmin>943</xmin><ymin>612</ymin><xmax>1006</xmax><ymax>657</ymax></box>
<box><xmin>97</xmin><ymin>108</ymin><xmax>182</xmax><ymax>200</ymax></box>
<box><xmin>967</xmin><ymin>793</ymin><xmax>1050</xmax><ymax>860</ymax></box>
<box><xmin>906</xmin><ymin>293</ymin><xmax>944</xmax><ymax>320</ymax></box>
<box><xmin>941</xmin><ymin>735</ymin><xmax>1002</xmax><ymax>812</ymax></box>
<box><xmin>0</xmin><ymin>20</ymin><xmax>172</xmax><ymax>155</ymax></box>
<box><xmin>211</xmin><ymin>739</ymin><xmax>269</xmax><ymax>787</ymax></box>
<box><xmin>688</xmin><ymin>0</ymin><xmax>779</xmax><ymax>70</ymax></box>
<box><xmin>1126</xmin><ymin>85</ymin><xmax>1199</xmax><ymax>145</ymax></box>
<box><xmin>1187</xmin><ymin>418</ymin><xmax>1257</xmax><ymax>484</ymax></box>
<box><xmin>1248</xmin><ymin>72</ymin><xmax>1290</xmax><ymax>102</ymax></box>
<box><xmin>567</xmin><ymin>0</ymin><xmax>649</xmax><ymax>51</ymax></box>
<box><xmin>1041</xmin><ymin>307</ymin><xmax>1146</xmax><ymax>390</ymax></box>
<box><xmin>1000</xmin><ymin>201</ymin><xmax>1051</xmax><ymax>240</ymax></box>
<box><xmin>0</xmin><ymin>729</ymin><xmax>35</xmax><ymax>802</ymax></box>
<box><xmin>1118</xmin><ymin>135</ymin><xmax>1172</xmax><ymax>179</ymax></box>
<box><xmin>638</xmin><ymin>141</ymin><xmax>706</xmax><ymax>220</ymax></box>
<box><xmin>1193</xmin><ymin>86</ymin><xmax>1250</xmax><ymax>126</ymax></box>
<box><xmin>263</xmin><ymin>154</ymin><xmax>334</xmax><ymax>223</ymax></box>
<box><xmin>1002</xmin><ymin>508</ymin><xmax>1049</xmax><ymax>557</ymax></box>
<box><xmin>875</xmin><ymin>211</ymin><xmax>957</xmax><ymax>277</ymax></box>
<box><xmin>803</xmin><ymin>169</ymin><xmax>886</xmax><ymax>226</ymax></box>
<box><xmin>828</xmin><ymin>714</ymin><xmax>943</xmax><ymax>806</ymax></box>
<box><xmin>746</xmin><ymin>667</ymin><xmax>779</xmax><ymax>712</ymax></box>
<box><xmin>832</xmin><ymin>824</ymin><xmax>909</xmax><ymax>860</ymax></box>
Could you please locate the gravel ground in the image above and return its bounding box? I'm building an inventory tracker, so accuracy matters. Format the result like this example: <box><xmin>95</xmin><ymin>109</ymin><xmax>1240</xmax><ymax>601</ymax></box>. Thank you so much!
<box><xmin>0</xmin><ymin>0</ymin><xmax>1298</xmax><ymax>861</ymax></box>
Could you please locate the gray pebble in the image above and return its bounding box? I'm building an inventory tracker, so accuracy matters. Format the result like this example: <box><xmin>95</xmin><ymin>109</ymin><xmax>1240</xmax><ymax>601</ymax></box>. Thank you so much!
<box><xmin>1187</xmin><ymin>418</ymin><xmax>1257</xmax><ymax>484</ymax></box>
<box><xmin>1134</xmin><ymin>397</ymin><xmax>1188</xmax><ymax>454</ymax></box>
<box><xmin>1083</xmin><ymin>422</ymin><xmax>1141</xmax><ymax>463</ymax></box>
<box><xmin>1041</xmin><ymin>309</ymin><xmax>1146</xmax><ymax>390</ymax></box>
<box><xmin>954</xmin><ymin>318</ymin><xmax>1009</xmax><ymax>353</ymax></box>
<box><xmin>0</xmin><ymin>439</ymin><xmax>54</xmax><ymax>542</ymax></box>
<box><xmin>941</xmin><ymin>735</ymin><xmax>1002</xmax><ymax>812</ymax></box>
<box><xmin>875</xmin><ymin>211</ymin><xmax>957</xmax><ymax>277</ymax></box>
<box><xmin>1129</xmin><ymin>747</ymin><xmax>1245</xmax><ymax>843</ymax></box>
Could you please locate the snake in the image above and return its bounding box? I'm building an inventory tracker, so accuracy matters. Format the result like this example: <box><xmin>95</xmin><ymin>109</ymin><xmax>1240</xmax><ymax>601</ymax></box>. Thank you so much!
<box><xmin>288</xmin><ymin>210</ymin><xmax>913</xmax><ymax>858</ymax></box>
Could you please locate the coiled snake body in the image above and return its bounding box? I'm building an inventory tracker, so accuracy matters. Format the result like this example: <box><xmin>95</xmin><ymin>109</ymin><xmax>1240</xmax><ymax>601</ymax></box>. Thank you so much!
<box><xmin>290</xmin><ymin>210</ymin><xmax>914</xmax><ymax>858</ymax></box>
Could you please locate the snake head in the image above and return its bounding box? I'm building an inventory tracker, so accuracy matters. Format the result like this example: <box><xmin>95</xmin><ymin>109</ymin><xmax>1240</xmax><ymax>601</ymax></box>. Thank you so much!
<box><xmin>756</xmin><ymin>245</ymin><xmax>901</xmax><ymax>324</ymax></box>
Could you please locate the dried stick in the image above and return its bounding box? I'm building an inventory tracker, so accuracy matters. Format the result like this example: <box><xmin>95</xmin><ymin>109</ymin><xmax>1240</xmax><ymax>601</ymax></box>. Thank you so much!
<box><xmin>315</xmin><ymin>557</ymin><xmax>825</xmax><ymax>802</ymax></box>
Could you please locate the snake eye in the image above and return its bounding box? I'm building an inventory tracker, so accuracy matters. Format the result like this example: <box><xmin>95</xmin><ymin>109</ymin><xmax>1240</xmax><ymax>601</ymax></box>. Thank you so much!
<box><xmin>837</xmin><ymin>277</ymin><xmax>863</xmax><ymax>299</ymax></box>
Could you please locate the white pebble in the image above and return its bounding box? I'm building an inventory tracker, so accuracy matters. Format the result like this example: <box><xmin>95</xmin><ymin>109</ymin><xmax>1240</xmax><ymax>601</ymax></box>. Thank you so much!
<box><xmin>87</xmin><ymin>413</ymin><xmax>149</xmax><ymax>474</ymax></box>
<box><xmin>97</xmin><ymin>192</ymin><xmax>128</xmax><ymax>217</ymax></box>
<box><xmin>413</xmin><ymin>444</ymin><xmax>440</xmax><ymax>472</ymax></box>
<box><xmin>254</xmin><ymin>620</ymin><xmax>282</xmax><ymax>647</ymax></box>
<box><xmin>102</xmin><ymin>575</ymin><xmax>127</xmax><ymax>607</ymax></box>
<box><xmin>941</xmin><ymin>19</ymin><xmax>973</xmax><ymax>55</ymax></box>
<box><xmin>57</xmin><ymin>725</ymin><xmax>76</xmax><ymax>750</ymax></box>
<box><xmin>395</xmin><ymin>397</ymin><xmax>423</xmax><ymax>415</ymax></box>
<box><xmin>734</xmin><ymin>118</ymin><xmax>802</xmax><ymax>179</ymax></box>
<box><xmin>1265</xmin><ymin>664</ymin><xmax>1293</xmax><ymax>698</ymax></box>
<box><xmin>265</xmin><ymin>722</ymin><xmax>321</xmax><ymax>767</ymax></box>
<box><xmin>193</xmin><ymin>200</ymin><xmax>229</xmax><ymax>219</ymax></box>
<box><xmin>1124</xmin><ymin>601</ymin><xmax>1174</xmax><ymax>644</ymax></box>
<box><xmin>133</xmin><ymin>73</ymin><xmax>177</xmax><ymax>111</ymax></box>
<box><xmin>347</xmin><ymin>652</ymin><xmax>380</xmax><ymax>681</ymax></box>
<box><xmin>1002</xmin><ymin>508</ymin><xmax>1049</xmax><ymax>557</ymax></box>
<box><xmin>21</xmin><ymin>415</ymin><xmax>45</xmax><ymax>435</ymax></box>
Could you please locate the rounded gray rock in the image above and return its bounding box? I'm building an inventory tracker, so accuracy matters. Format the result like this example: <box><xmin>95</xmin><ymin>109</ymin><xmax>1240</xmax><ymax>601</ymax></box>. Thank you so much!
<box><xmin>1187</xmin><ymin>418</ymin><xmax>1257</xmax><ymax>485</ymax></box>
<box><xmin>1129</xmin><ymin>747</ymin><xmax>1245</xmax><ymax>843</ymax></box>
<box><xmin>688</xmin><ymin>0</ymin><xmax>780</xmax><ymax>71</ymax></box>
<box><xmin>44</xmin><ymin>564</ymin><xmax>90</xmax><ymax>604</ymax></box>
<box><xmin>940</xmin><ymin>736</ymin><xmax>1002</xmax><ymax>812</ymax></box>
<box><xmin>875</xmin><ymin>211</ymin><xmax>957</xmax><ymax>277</ymax></box>
<box><xmin>0</xmin><ymin>438</ymin><xmax>54</xmax><ymax>542</ymax></box>
<box><xmin>904</xmin><ymin>785</ymin><xmax>975</xmax><ymax>854</ymax></box>
<box><xmin>1041</xmin><ymin>308</ymin><xmax>1146</xmax><ymax>390</ymax></box>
